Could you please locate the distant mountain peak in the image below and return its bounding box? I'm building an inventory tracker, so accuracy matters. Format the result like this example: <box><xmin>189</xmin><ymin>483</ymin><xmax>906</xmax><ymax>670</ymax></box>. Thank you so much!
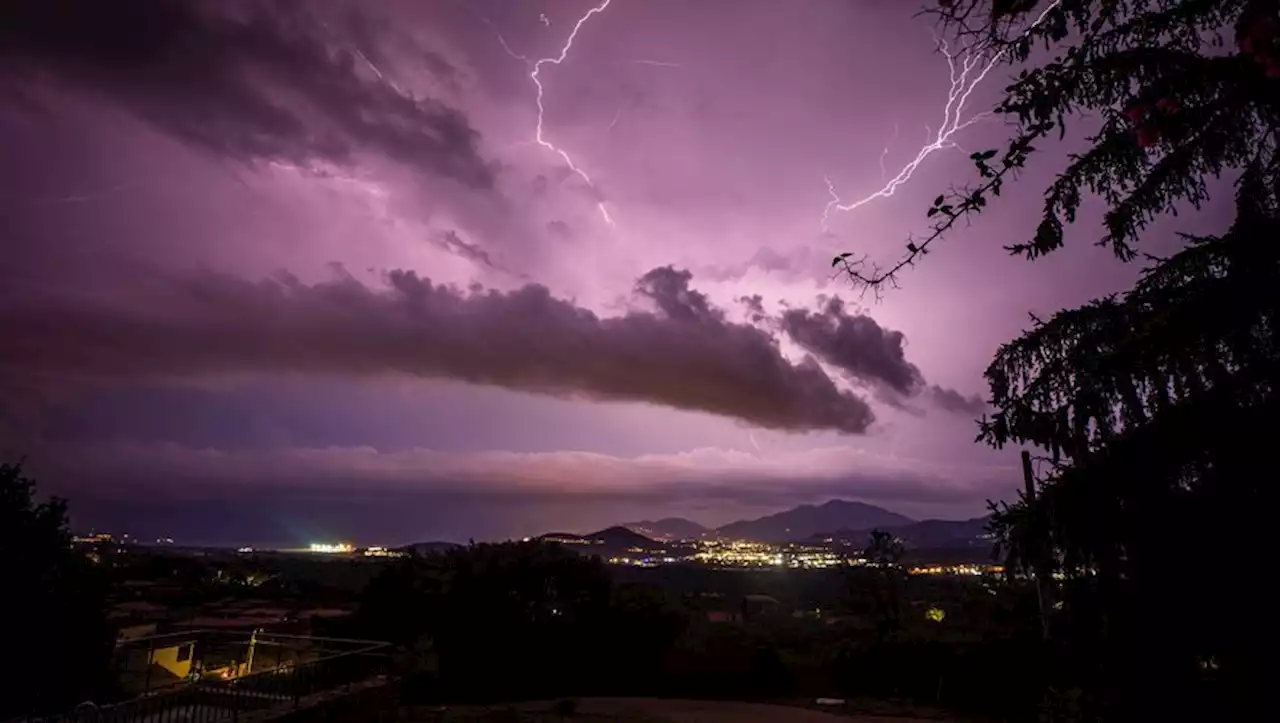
<box><xmin>534</xmin><ymin>525</ymin><xmax>657</xmax><ymax>557</ymax></box>
<box><xmin>621</xmin><ymin>517</ymin><xmax>708</xmax><ymax>541</ymax></box>
<box><xmin>714</xmin><ymin>499</ymin><xmax>914</xmax><ymax>542</ymax></box>
<box><xmin>589</xmin><ymin>525</ymin><xmax>642</xmax><ymax>537</ymax></box>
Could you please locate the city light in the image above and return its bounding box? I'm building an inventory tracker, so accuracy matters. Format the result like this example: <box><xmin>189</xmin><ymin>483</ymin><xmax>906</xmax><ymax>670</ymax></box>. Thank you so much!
<box><xmin>908</xmin><ymin>564</ymin><xmax>1004</xmax><ymax>576</ymax></box>
<box><xmin>685</xmin><ymin>540</ymin><xmax>852</xmax><ymax>569</ymax></box>
<box><xmin>541</xmin><ymin>535</ymin><xmax>602</xmax><ymax>545</ymax></box>
<box><xmin>72</xmin><ymin>532</ymin><xmax>114</xmax><ymax>544</ymax></box>
<box><xmin>584</xmin><ymin>537</ymin><xmax>998</xmax><ymax>573</ymax></box>
<box><xmin>308</xmin><ymin>543</ymin><xmax>354</xmax><ymax>554</ymax></box>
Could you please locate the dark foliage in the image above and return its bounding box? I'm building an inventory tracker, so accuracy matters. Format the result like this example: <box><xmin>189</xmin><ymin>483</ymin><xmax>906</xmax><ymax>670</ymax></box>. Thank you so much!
<box><xmin>0</xmin><ymin>460</ymin><xmax>115</xmax><ymax>717</ymax></box>
<box><xmin>349</xmin><ymin>537</ymin><xmax>1063</xmax><ymax>720</ymax></box>
<box><xmin>352</xmin><ymin>541</ymin><xmax>686</xmax><ymax>702</ymax></box>
<box><xmin>835</xmin><ymin>0</ymin><xmax>1280</xmax><ymax>288</ymax></box>
<box><xmin>836</xmin><ymin>1</ymin><xmax>1278</xmax><ymax>719</ymax></box>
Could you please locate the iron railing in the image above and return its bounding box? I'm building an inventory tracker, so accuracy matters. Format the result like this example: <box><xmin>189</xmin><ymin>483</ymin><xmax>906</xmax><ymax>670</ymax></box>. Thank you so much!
<box><xmin>113</xmin><ymin>630</ymin><xmax>387</xmax><ymax>698</ymax></box>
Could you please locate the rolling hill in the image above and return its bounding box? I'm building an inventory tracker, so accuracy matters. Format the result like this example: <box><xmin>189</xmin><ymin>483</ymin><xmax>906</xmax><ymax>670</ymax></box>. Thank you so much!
<box><xmin>714</xmin><ymin>499</ymin><xmax>914</xmax><ymax>542</ymax></box>
<box><xmin>536</xmin><ymin>526</ymin><xmax>659</xmax><ymax>555</ymax></box>
<box><xmin>623</xmin><ymin>517</ymin><xmax>708</xmax><ymax>541</ymax></box>
<box><xmin>398</xmin><ymin>541</ymin><xmax>464</xmax><ymax>555</ymax></box>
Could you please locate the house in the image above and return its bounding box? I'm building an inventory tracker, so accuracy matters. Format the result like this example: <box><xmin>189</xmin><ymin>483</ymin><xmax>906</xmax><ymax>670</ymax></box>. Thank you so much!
<box><xmin>149</xmin><ymin>639</ymin><xmax>197</xmax><ymax>680</ymax></box>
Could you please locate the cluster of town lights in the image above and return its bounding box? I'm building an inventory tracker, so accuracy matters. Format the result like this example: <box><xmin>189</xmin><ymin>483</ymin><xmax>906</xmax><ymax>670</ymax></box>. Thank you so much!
<box><xmin>690</xmin><ymin>540</ymin><xmax>856</xmax><ymax>569</ymax></box>
<box><xmin>597</xmin><ymin>540</ymin><xmax>1005</xmax><ymax>575</ymax></box>
<box><xmin>308</xmin><ymin>543</ymin><xmax>355</xmax><ymax>554</ymax></box>
<box><xmin>908</xmin><ymin>564</ymin><xmax>1003</xmax><ymax>576</ymax></box>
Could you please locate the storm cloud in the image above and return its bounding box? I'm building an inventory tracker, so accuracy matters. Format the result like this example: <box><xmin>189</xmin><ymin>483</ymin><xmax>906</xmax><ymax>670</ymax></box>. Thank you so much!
<box><xmin>0</xmin><ymin>0</ymin><xmax>493</xmax><ymax>187</ymax></box>
<box><xmin>429</xmin><ymin>229</ymin><xmax>522</xmax><ymax>276</ymax></box>
<box><xmin>780</xmin><ymin>297</ymin><xmax>985</xmax><ymax>416</ymax></box>
<box><xmin>0</xmin><ymin>267</ymin><xmax>876</xmax><ymax>435</ymax></box>
<box><xmin>2</xmin><ymin>0</ymin><xmax>1137</xmax><ymax>540</ymax></box>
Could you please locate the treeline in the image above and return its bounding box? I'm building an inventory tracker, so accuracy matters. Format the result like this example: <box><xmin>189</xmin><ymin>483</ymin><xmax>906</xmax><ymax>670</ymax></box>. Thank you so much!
<box><xmin>336</xmin><ymin>540</ymin><xmax>1054</xmax><ymax>720</ymax></box>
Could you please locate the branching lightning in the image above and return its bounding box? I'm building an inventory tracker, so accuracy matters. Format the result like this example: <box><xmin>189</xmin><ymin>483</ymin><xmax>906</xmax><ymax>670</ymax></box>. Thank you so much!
<box><xmin>821</xmin><ymin>1</ymin><xmax>1062</xmax><ymax>233</ymax></box>
<box><xmin>530</xmin><ymin>0</ymin><xmax>617</xmax><ymax>226</ymax></box>
<box><xmin>821</xmin><ymin>37</ymin><xmax>994</xmax><ymax>232</ymax></box>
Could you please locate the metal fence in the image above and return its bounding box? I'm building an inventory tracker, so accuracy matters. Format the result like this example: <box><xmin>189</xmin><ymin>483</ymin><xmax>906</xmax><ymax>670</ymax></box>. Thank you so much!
<box><xmin>114</xmin><ymin>631</ymin><xmax>386</xmax><ymax>699</ymax></box>
<box><xmin>17</xmin><ymin>640</ymin><xmax>393</xmax><ymax>723</ymax></box>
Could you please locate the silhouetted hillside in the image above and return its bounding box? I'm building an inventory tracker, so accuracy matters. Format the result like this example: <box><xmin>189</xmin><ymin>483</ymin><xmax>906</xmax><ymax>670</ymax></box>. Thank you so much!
<box><xmin>623</xmin><ymin>517</ymin><xmax>708</xmax><ymax>540</ymax></box>
<box><xmin>584</xmin><ymin>526</ymin><xmax>657</xmax><ymax>548</ymax></box>
<box><xmin>535</xmin><ymin>526</ymin><xmax>658</xmax><ymax>556</ymax></box>
<box><xmin>812</xmin><ymin>516</ymin><xmax>992</xmax><ymax>549</ymax></box>
<box><xmin>398</xmin><ymin>541</ymin><xmax>464</xmax><ymax>555</ymax></box>
<box><xmin>715</xmin><ymin>500</ymin><xmax>913</xmax><ymax>541</ymax></box>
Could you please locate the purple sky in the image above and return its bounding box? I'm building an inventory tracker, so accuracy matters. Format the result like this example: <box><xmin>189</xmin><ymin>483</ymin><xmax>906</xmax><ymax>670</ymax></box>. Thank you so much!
<box><xmin>0</xmin><ymin>0</ymin><xmax>1233</xmax><ymax>546</ymax></box>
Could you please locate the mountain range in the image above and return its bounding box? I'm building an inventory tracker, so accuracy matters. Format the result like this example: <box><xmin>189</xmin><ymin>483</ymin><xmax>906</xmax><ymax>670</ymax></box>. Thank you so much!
<box><xmin>407</xmin><ymin>500</ymin><xmax>990</xmax><ymax>552</ymax></box>
<box><xmin>714</xmin><ymin>500</ymin><xmax>914</xmax><ymax>542</ymax></box>
<box><xmin>624</xmin><ymin>500</ymin><xmax>917</xmax><ymax>543</ymax></box>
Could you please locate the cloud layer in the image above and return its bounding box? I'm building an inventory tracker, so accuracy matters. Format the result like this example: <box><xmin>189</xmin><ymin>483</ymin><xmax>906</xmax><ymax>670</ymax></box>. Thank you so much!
<box><xmin>780</xmin><ymin>298</ymin><xmax>986</xmax><ymax>415</ymax></box>
<box><xmin>0</xmin><ymin>0</ymin><xmax>492</xmax><ymax>186</ymax></box>
<box><xmin>33</xmin><ymin>441</ymin><xmax>1017</xmax><ymax>543</ymax></box>
<box><xmin>2</xmin><ymin>0</ymin><xmax>1100</xmax><ymax>543</ymax></box>
<box><xmin>1</xmin><ymin>266</ymin><xmax>878</xmax><ymax>435</ymax></box>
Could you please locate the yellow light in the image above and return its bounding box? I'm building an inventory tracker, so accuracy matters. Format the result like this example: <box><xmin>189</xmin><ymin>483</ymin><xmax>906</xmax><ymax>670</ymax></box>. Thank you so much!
<box><xmin>309</xmin><ymin>543</ymin><xmax>354</xmax><ymax>554</ymax></box>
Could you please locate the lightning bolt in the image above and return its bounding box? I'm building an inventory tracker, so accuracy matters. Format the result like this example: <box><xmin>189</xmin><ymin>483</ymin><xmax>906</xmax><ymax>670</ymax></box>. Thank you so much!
<box><xmin>821</xmin><ymin>38</ymin><xmax>992</xmax><ymax>231</ymax></box>
<box><xmin>352</xmin><ymin>48</ymin><xmax>384</xmax><ymax>81</ymax></box>
<box><xmin>531</xmin><ymin>0</ymin><xmax>616</xmax><ymax>226</ymax></box>
<box><xmin>821</xmin><ymin>1</ymin><xmax>1062</xmax><ymax>232</ymax></box>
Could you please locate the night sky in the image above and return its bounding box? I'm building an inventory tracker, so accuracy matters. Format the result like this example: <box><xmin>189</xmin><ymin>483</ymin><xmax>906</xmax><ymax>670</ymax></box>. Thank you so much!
<box><xmin>0</xmin><ymin>0</ymin><xmax>1233</xmax><ymax>546</ymax></box>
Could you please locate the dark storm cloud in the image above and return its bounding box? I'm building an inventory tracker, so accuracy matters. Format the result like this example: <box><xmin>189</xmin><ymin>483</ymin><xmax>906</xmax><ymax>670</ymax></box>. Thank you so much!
<box><xmin>780</xmin><ymin>297</ymin><xmax>985</xmax><ymax>416</ymax></box>
<box><xmin>928</xmin><ymin>385</ymin><xmax>987</xmax><ymax>416</ymax></box>
<box><xmin>0</xmin><ymin>268</ymin><xmax>875</xmax><ymax>435</ymax></box>
<box><xmin>781</xmin><ymin>297</ymin><xmax>920</xmax><ymax>393</ymax></box>
<box><xmin>0</xmin><ymin>0</ymin><xmax>493</xmax><ymax>187</ymax></box>
<box><xmin>431</xmin><ymin>230</ymin><xmax>498</xmax><ymax>270</ymax></box>
<box><xmin>635</xmin><ymin>266</ymin><xmax>724</xmax><ymax>324</ymax></box>
<box><xmin>738</xmin><ymin>295</ymin><xmax>767</xmax><ymax>323</ymax></box>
